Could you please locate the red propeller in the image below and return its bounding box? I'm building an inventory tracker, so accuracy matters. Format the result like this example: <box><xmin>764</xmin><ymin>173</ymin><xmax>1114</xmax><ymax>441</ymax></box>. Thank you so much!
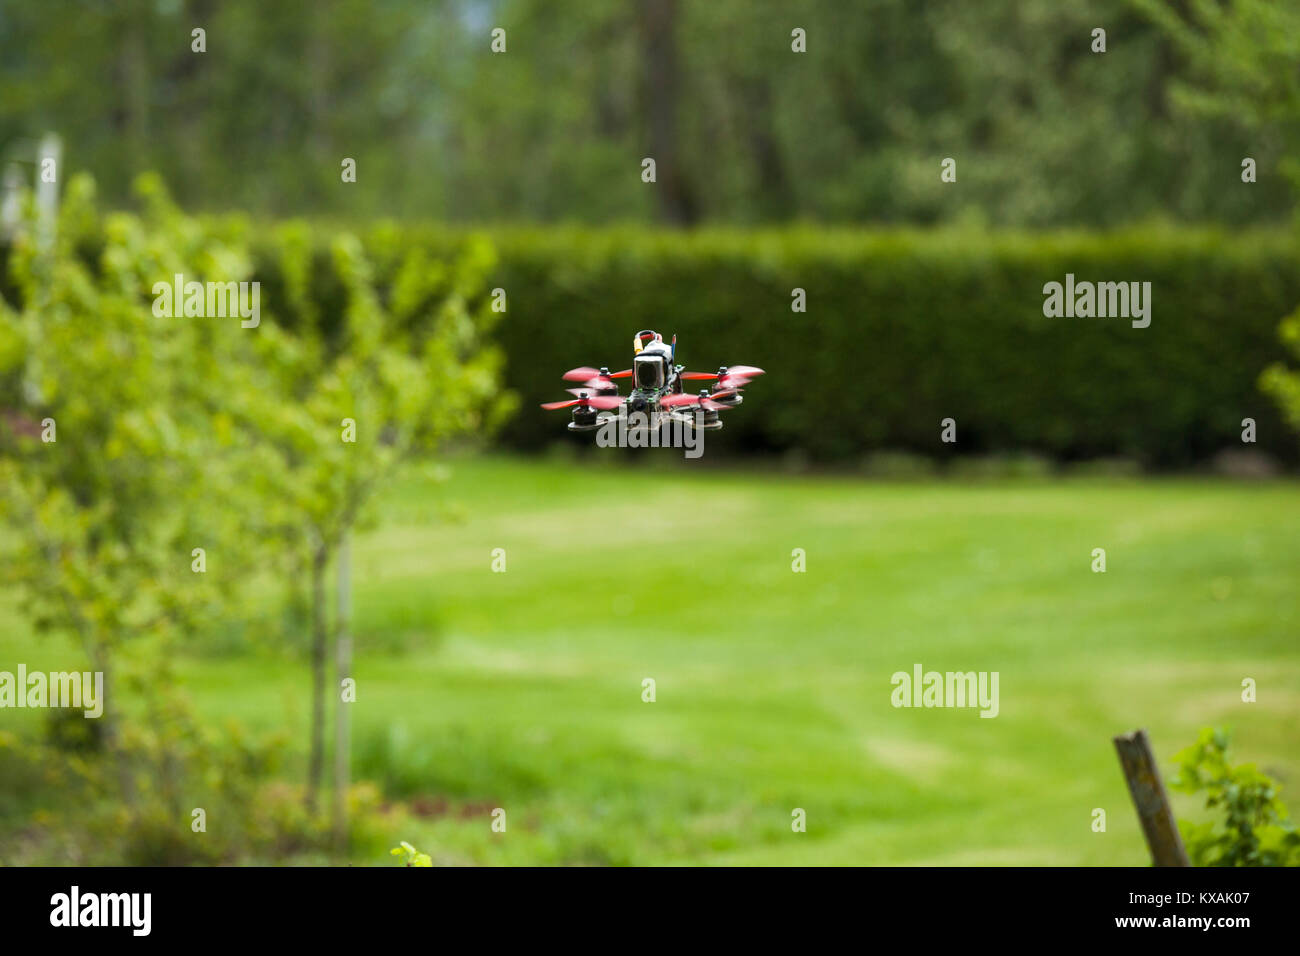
<box><xmin>659</xmin><ymin>390</ymin><xmax>738</xmax><ymax>411</ymax></box>
<box><xmin>679</xmin><ymin>365</ymin><xmax>765</xmax><ymax>389</ymax></box>
<box><xmin>563</xmin><ymin>366</ymin><xmax>633</xmax><ymax>387</ymax></box>
<box><xmin>541</xmin><ymin>394</ymin><xmax>624</xmax><ymax>411</ymax></box>
<box><xmin>718</xmin><ymin>373</ymin><xmax>758</xmax><ymax>389</ymax></box>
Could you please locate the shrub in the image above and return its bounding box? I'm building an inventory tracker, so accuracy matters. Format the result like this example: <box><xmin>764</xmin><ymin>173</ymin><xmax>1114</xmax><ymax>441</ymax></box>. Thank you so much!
<box><xmin>10</xmin><ymin>221</ymin><xmax>1294</xmax><ymax>465</ymax></box>
<box><xmin>390</xmin><ymin>841</ymin><xmax>432</xmax><ymax>867</ymax></box>
<box><xmin>1260</xmin><ymin>300</ymin><xmax>1300</xmax><ymax>448</ymax></box>
<box><xmin>349</xmin><ymin>225</ymin><xmax>1300</xmax><ymax>466</ymax></box>
<box><xmin>1170</xmin><ymin>728</ymin><xmax>1300</xmax><ymax>867</ymax></box>
<box><xmin>0</xmin><ymin>176</ymin><xmax>509</xmax><ymax>860</ymax></box>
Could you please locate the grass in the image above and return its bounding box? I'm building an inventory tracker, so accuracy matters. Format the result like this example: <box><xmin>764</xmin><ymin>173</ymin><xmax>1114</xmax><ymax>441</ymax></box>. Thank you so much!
<box><xmin>3</xmin><ymin>455</ymin><xmax>1299</xmax><ymax>865</ymax></box>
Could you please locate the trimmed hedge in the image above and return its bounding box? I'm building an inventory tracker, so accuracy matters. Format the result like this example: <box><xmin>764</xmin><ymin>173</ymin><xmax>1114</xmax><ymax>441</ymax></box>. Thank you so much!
<box><xmin>359</xmin><ymin>225</ymin><xmax>1300</xmax><ymax>466</ymax></box>
<box><xmin>8</xmin><ymin>222</ymin><xmax>1299</xmax><ymax>466</ymax></box>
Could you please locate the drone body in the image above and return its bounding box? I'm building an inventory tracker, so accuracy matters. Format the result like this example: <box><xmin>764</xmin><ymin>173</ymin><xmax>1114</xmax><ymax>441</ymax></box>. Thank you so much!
<box><xmin>543</xmin><ymin>330</ymin><xmax>764</xmax><ymax>434</ymax></box>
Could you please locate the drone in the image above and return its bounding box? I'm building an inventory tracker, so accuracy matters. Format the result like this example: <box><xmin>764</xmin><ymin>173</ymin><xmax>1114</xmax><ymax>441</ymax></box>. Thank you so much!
<box><xmin>542</xmin><ymin>329</ymin><xmax>764</xmax><ymax>432</ymax></box>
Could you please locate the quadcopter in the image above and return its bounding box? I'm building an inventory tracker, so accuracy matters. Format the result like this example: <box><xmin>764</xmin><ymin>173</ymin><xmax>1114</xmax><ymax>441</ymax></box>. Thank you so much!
<box><xmin>542</xmin><ymin>329</ymin><xmax>764</xmax><ymax>432</ymax></box>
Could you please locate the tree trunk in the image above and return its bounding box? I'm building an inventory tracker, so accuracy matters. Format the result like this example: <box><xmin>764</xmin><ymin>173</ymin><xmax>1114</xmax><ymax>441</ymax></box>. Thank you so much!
<box><xmin>121</xmin><ymin>5</ymin><xmax>151</xmax><ymax>172</ymax></box>
<box><xmin>741</xmin><ymin>79</ymin><xmax>793</xmax><ymax>220</ymax></box>
<box><xmin>306</xmin><ymin>543</ymin><xmax>329</xmax><ymax>812</ymax></box>
<box><xmin>331</xmin><ymin>534</ymin><xmax>352</xmax><ymax>849</ymax></box>
<box><xmin>639</xmin><ymin>0</ymin><xmax>697</xmax><ymax>225</ymax></box>
<box><xmin>90</xmin><ymin>647</ymin><xmax>136</xmax><ymax>811</ymax></box>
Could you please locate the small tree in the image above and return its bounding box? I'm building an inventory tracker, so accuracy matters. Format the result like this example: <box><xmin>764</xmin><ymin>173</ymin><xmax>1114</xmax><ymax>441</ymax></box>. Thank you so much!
<box><xmin>231</xmin><ymin>224</ymin><xmax>512</xmax><ymax>829</ymax></box>
<box><xmin>1170</xmin><ymin>728</ymin><xmax>1300</xmax><ymax>867</ymax></box>
<box><xmin>0</xmin><ymin>174</ymin><xmax>271</xmax><ymax>815</ymax></box>
<box><xmin>0</xmin><ymin>173</ymin><xmax>511</xmax><ymax>853</ymax></box>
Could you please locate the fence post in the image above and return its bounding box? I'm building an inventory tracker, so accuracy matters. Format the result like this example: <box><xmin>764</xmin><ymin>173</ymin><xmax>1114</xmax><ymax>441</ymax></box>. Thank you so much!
<box><xmin>1113</xmin><ymin>728</ymin><xmax>1190</xmax><ymax>866</ymax></box>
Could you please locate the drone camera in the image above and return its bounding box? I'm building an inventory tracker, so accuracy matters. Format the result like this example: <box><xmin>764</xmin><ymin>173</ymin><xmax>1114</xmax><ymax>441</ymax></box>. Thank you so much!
<box><xmin>633</xmin><ymin>353</ymin><xmax>666</xmax><ymax>391</ymax></box>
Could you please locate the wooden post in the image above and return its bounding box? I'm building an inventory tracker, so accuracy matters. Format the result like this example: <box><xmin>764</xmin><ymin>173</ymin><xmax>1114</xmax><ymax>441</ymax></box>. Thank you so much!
<box><xmin>1113</xmin><ymin>728</ymin><xmax>1190</xmax><ymax>866</ymax></box>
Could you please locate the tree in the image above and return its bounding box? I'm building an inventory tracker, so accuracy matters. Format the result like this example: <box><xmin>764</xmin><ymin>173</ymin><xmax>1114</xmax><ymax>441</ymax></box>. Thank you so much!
<box><xmin>3</xmin><ymin>0</ymin><xmax>1289</xmax><ymax>227</ymax></box>
<box><xmin>229</xmin><ymin>223</ymin><xmax>512</xmax><ymax>830</ymax></box>
<box><xmin>1130</xmin><ymin>0</ymin><xmax>1300</xmax><ymax>440</ymax></box>
<box><xmin>0</xmin><ymin>174</ymin><xmax>270</xmax><ymax>815</ymax></box>
<box><xmin>1131</xmin><ymin>0</ymin><xmax>1300</xmax><ymax>186</ymax></box>
<box><xmin>0</xmin><ymin>174</ymin><xmax>511</xmax><ymax>852</ymax></box>
<box><xmin>639</xmin><ymin>0</ymin><xmax>697</xmax><ymax>225</ymax></box>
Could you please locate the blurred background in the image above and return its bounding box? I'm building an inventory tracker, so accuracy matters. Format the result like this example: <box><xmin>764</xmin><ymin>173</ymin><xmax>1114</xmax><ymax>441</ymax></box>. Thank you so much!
<box><xmin>0</xmin><ymin>0</ymin><xmax>1298</xmax><ymax>866</ymax></box>
<box><xmin>2</xmin><ymin>0</ymin><xmax>1296</xmax><ymax>226</ymax></box>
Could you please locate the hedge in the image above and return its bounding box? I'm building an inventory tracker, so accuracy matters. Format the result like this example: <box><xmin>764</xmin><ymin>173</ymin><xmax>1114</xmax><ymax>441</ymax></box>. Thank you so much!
<box><xmin>8</xmin><ymin>221</ymin><xmax>1300</xmax><ymax>466</ymax></box>
<box><xmin>357</xmin><ymin>225</ymin><xmax>1300</xmax><ymax>467</ymax></box>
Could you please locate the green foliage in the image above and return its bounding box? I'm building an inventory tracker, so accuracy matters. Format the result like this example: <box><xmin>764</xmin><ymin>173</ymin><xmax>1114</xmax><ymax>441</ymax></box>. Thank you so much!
<box><xmin>0</xmin><ymin>175</ymin><xmax>508</xmax><ymax>860</ymax></box>
<box><xmin>0</xmin><ymin>175</ymin><xmax>258</xmax><ymax>649</ymax></box>
<box><xmin>232</xmin><ymin>214</ymin><xmax>511</xmax><ymax>814</ymax></box>
<box><xmin>0</xmin><ymin>173</ymin><xmax>274</xmax><ymax>823</ymax></box>
<box><xmin>0</xmin><ymin>715</ymin><xmax>331</xmax><ymax>865</ymax></box>
<box><xmin>390</xmin><ymin>841</ymin><xmax>432</xmax><ymax>867</ymax></box>
<box><xmin>1132</xmin><ymin>0</ymin><xmax>1300</xmax><ymax>187</ymax></box>
<box><xmin>1132</xmin><ymin>1</ymin><xmax>1300</xmax><ymax>454</ymax></box>
<box><xmin>1261</xmin><ymin>307</ymin><xmax>1300</xmax><ymax>444</ymax></box>
<box><xmin>243</xmin><ymin>221</ymin><xmax>512</xmax><ymax>557</ymax></box>
<box><xmin>323</xmin><ymin>224</ymin><xmax>1298</xmax><ymax>466</ymax></box>
<box><xmin>1170</xmin><ymin>728</ymin><xmax>1300</xmax><ymax>867</ymax></box>
<box><xmin>0</xmin><ymin>0</ymin><xmax>1289</xmax><ymax>227</ymax></box>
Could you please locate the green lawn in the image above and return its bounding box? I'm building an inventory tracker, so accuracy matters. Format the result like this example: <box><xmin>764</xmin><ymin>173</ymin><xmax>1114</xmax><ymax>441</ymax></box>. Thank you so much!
<box><xmin>4</xmin><ymin>456</ymin><xmax>1299</xmax><ymax>864</ymax></box>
